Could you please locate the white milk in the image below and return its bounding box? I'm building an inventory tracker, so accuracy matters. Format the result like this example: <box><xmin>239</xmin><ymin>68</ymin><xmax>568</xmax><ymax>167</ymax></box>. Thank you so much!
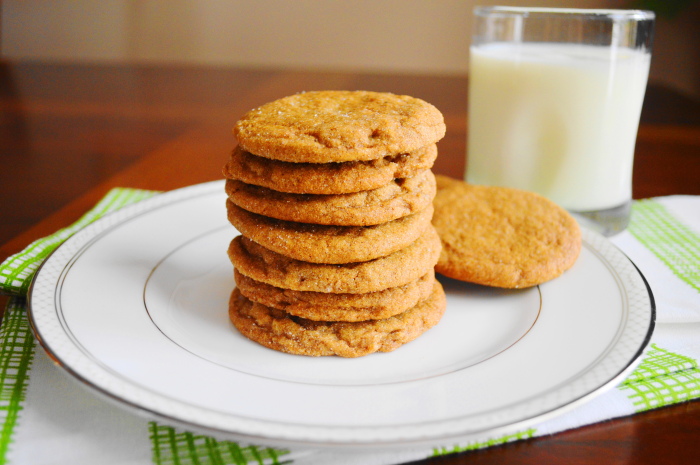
<box><xmin>466</xmin><ymin>43</ymin><xmax>650</xmax><ymax>211</ymax></box>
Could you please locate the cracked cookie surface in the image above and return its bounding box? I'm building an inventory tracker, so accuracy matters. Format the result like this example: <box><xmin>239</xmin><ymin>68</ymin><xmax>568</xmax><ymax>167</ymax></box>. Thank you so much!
<box><xmin>233</xmin><ymin>91</ymin><xmax>446</xmax><ymax>163</ymax></box>
<box><xmin>227</xmin><ymin>226</ymin><xmax>442</xmax><ymax>294</ymax></box>
<box><xmin>432</xmin><ymin>175</ymin><xmax>581</xmax><ymax>288</ymax></box>
<box><xmin>225</xmin><ymin>169</ymin><xmax>435</xmax><ymax>226</ymax></box>
<box><xmin>228</xmin><ymin>280</ymin><xmax>446</xmax><ymax>357</ymax></box>
<box><xmin>234</xmin><ymin>269</ymin><xmax>436</xmax><ymax>322</ymax></box>
<box><xmin>227</xmin><ymin>200</ymin><xmax>433</xmax><ymax>264</ymax></box>
<box><xmin>223</xmin><ymin>144</ymin><xmax>437</xmax><ymax>195</ymax></box>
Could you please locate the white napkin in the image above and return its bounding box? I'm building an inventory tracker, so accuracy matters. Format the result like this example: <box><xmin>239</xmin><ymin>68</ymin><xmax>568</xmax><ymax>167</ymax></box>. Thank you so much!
<box><xmin>1</xmin><ymin>193</ymin><xmax>697</xmax><ymax>465</ymax></box>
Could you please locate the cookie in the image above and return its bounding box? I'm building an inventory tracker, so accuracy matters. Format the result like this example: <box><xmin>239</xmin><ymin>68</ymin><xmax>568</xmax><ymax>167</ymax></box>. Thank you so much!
<box><xmin>226</xmin><ymin>200</ymin><xmax>434</xmax><ymax>264</ymax></box>
<box><xmin>228</xmin><ymin>280</ymin><xmax>446</xmax><ymax>357</ymax></box>
<box><xmin>431</xmin><ymin>175</ymin><xmax>582</xmax><ymax>288</ymax></box>
<box><xmin>233</xmin><ymin>91</ymin><xmax>446</xmax><ymax>163</ymax></box>
<box><xmin>223</xmin><ymin>144</ymin><xmax>438</xmax><ymax>195</ymax></box>
<box><xmin>225</xmin><ymin>169</ymin><xmax>436</xmax><ymax>226</ymax></box>
<box><xmin>234</xmin><ymin>268</ymin><xmax>436</xmax><ymax>322</ymax></box>
<box><xmin>228</xmin><ymin>226</ymin><xmax>442</xmax><ymax>294</ymax></box>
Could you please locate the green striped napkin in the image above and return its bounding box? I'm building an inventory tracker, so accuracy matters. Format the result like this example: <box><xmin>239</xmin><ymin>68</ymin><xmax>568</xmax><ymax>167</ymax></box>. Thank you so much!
<box><xmin>0</xmin><ymin>189</ymin><xmax>698</xmax><ymax>465</ymax></box>
<box><xmin>0</xmin><ymin>189</ymin><xmax>158</xmax><ymax>297</ymax></box>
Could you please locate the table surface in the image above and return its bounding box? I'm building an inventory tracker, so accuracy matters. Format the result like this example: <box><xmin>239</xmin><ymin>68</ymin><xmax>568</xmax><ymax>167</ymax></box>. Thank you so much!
<box><xmin>1</xmin><ymin>60</ymin><xmax>699</xmax><ymax>464</ymax></box>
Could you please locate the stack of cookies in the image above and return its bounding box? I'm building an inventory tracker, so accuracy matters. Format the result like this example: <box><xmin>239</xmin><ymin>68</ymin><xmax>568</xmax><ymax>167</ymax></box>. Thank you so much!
<box><xmin>223</xmin><ymin>90</ymin><xmax>447</xmax><ymax>358</ymax></box>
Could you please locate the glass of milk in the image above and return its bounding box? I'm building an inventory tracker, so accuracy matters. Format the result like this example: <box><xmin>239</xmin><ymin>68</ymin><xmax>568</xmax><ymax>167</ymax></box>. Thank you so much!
<box><xmin>466</xmin><ymin>7</ymin><xmax>655</xmax><ymax>235</ymax></box>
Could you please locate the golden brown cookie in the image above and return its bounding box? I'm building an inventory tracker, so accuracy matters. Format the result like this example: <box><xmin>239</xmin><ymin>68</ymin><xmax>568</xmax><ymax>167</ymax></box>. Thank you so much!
<box><xmin>226</xmin><ymin>200</ymin><xmax>434</xmax><ymax>264</ymax></box>
<box><xmin>228</xmin><ymin>280</ymin><xmax>446</xmax><ymax>357</ymax></box>
<box><xmin>431</xmin><ymin>175</ymin><xmax>582</xmax><ymax>288</ymax></box>
<box><xmin>233</xmin><ymin>91</ymin><xmax>446</xmax><ymax>163</ymax></box>
<box><xmin>228</xmin><ymin>226</ymin><xmax>442</xmax><ymax>294</ymax></box>
<box><xmin>225</xmin><ymin>169</ymin><xmax>436</xmax><ymax>226</ymax></box>
<box><xmin>234</xmin><ymin>268</ymin><xmax>436</xmax><ymax>322</ymax></box>
<box><xmin>223</xmin><ymin>144</ymin><xmax>438</xmax><ymax>195</ymax></box>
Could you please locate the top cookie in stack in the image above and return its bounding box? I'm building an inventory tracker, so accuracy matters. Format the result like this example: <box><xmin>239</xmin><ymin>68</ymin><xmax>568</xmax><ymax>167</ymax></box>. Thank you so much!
<box><xmin>231</xmin><ymin>90</ymin><xmax>446</xmax><ymax>164</ymax></box>
<box><xmin>224</xmin><ymin>90</ymin><xmax>447</xmax><ymax>358</ymax></box>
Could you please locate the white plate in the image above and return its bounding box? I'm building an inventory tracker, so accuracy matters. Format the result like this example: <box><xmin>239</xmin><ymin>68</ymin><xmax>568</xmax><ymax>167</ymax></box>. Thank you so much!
<box><xmin>28</xmin><ymin>180</ymin><xmax>654</xmax><ymax>448</ymax></box>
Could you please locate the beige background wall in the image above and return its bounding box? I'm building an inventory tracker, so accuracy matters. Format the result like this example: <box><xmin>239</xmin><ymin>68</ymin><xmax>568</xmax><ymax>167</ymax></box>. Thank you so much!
<box><xmin>2</xmin><ymin>0</ymin><xmax>698</xmax><ymax>97</ymax></box>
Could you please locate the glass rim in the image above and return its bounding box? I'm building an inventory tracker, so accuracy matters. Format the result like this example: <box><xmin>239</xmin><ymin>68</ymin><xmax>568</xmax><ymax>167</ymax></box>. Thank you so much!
<box><xmin>474</xmin><ymin>6</ymin><xmax>655</xmax><ymax>21</ymax></box>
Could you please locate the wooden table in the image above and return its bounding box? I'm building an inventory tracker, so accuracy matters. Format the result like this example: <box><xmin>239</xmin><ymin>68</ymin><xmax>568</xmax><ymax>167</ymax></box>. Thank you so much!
<box><xmin>1</xmin><ymin>60</ymin><xmax>699</xmax><ymax>464</ymax></box>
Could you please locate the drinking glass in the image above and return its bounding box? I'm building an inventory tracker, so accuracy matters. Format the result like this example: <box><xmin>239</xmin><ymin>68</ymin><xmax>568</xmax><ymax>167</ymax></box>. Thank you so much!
<box><xmin>466</xmin><ymin>7</ymin><xmax>655</xmax><ymax>235</ymax></box>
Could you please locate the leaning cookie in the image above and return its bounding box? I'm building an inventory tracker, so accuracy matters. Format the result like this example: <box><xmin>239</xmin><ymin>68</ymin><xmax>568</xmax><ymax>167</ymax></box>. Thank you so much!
<box><xmin>234</xmin><ymin>269</ymin><xmax>436</xmax><ymax>322</ymax></box>
<box><xmin>226</xmin><ymin>200</ymin><xmax>433</xmax><ymax>264</ymax></box>
<box><xmin>233</xmin><ymin>90</ymin><xmax>446</xmax><ymax>163</ymax></box>
<box><xmin>223</xmin><ymin>144</ymin><xmax>438</xmax><ymax>195</ymax></box>
<box><xmin>432</xmin><ymin>175</ymin><xmax>581</xmax><ymax>288</ymax></box>
<box><xmin>225</xmin><ymin>169</ymin><xmax>436</xmax><ymax>226</ymax></box>
<box><xmin>227</xmin><ymin>226</ymin><xmax>442</xmax><ymax>294</ymax></box>
<box><xmin>228</xmin><ymin>281</ymin><xmax>446</xmax><ymax>357</ymax></box>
